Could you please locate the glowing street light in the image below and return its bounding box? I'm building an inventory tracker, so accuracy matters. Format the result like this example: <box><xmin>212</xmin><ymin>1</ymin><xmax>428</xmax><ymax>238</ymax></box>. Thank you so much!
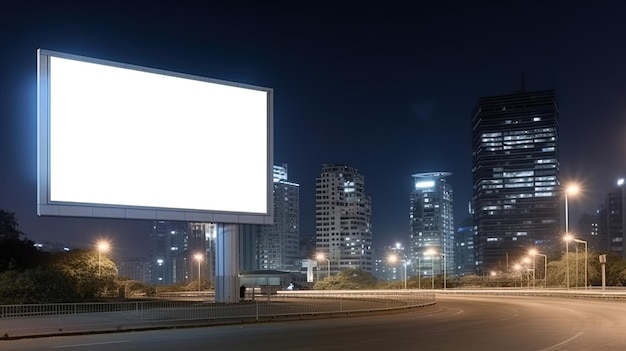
<box><xmin>194</xmin><ymin>253</ymin><xmax>203</xmax><ymax>292</ymax></box>
<box><xmin>513</xmin><ymin>263</ymin><xmax>523</xmax><ymax>287</ymax></box>
<box><xmin>96</xmin><ymin>240</ymin><xmax>110</xmax><ymax>277</ymax></box>
<box><xmin>564</xmin><ymin>184</ymin><xmax>579</xmax><ymax>290</ymax></box>
<box><xmin>522</xmin><ymin>257</ymin><xmax>532</xmax><ymax>288</ymax></box>
<box><xmin>417</xmin><ymin>257</ymin><xmax>421</xmax><ymax>290</ymax></box>
<box><xmin>564</xmin><ymin>233</ymin><xmax>574</xmax><ymax>289</ymax></box>
<box><xmin>316</xmin><ymin>253</ymin><xmax>330</xmax><ymax>279</ymax></box>
<box><xmin>424</xmin><ymin>248</ymin><xmax>437</xmax><ymax>289</ymax></box>
<box><xmin>388</xmin><ymin>254</ymin><xmax>408</xmax><ymax>289</ymax></box>
<box><xmin>529</xmin><ymin>249</ymin><xmax>547</xmax><ymax>288</ymax></box>
<box><xmin>572</xmin><ymin>238</ymin><xmax>588</xmax><ymax>289</ymax></box>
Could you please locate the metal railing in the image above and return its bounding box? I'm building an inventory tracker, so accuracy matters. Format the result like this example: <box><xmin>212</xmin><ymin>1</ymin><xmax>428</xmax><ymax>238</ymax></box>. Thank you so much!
<box><xmin>0</xmin><ymin>290</ymin><xmax>435</xmax><ymax>339</ymax></box>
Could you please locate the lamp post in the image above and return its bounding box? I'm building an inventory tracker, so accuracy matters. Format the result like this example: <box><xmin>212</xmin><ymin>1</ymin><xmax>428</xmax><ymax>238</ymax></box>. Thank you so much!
<box><xmin>425</xmin><ymin>248</ymin><xmax>437</xmax><ymax>289</ymax></box>
<box><xmin>418</xmin><ymin>257</ymin><xmax>421</xmax><ymax>290</ymax></box>
<box><xmin>564</xmin><ymin>184</ymin><xmax>579</xmax><ymax>290</ymax></box>
<box><xmin>97</xmin><ymin>241</ymin><xmax>110</xmax><ymax>277</ymax></box>
<box><xmin>564</xmin><ymin>233</ymin><xmax>572</xmax><ymax>289</ymax></box>
<box><xmin>522</xmin><ymin>257</ymin><xmax>532</xmax><ymax>288</ymax></box>
<box><xmin>388</xmin><ymin>254</ymin><xmax>408</xmax><ymax>289</ymax></box>
<box><xmin>529</xmin><ymin>249</ymin><xmax>547</xmax><ymax>288</ymax></box>
<box><xmin>513</xmin><ymin>264</ymin><xmax>522</xmax><ymax>287</ymax></box>
<box><xmin>317</xmin><ymin>253</ymin><xmax>330</xmax><ymax>279</ymax></box>
<box><xmin>194</xmin><ymin>253</ymin><xmax>203</xmax><ymax>292</ymax></box>
<box><xmin>573</xmin><ymin>238</ymin><xmax>588</xmax><ymax>289</ymax></box>
<box><xmin>443</xmin><ymin>253</ymin><xmax>447</xmax><ymax>291</ymax></box>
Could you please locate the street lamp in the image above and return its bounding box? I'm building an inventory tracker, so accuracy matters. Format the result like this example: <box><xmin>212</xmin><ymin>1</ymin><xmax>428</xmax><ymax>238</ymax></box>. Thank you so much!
<box><xmin>194</xmin><ymin>253</ymin><xmax>203</xmax><ymax>292</ymax></box>
<box><xmin>96</xmin><ymin>240</ymin><xmax>110</xmax><ymax>277</ymax></box>
<box><xmin>522</xmin><ymin>257</ymin><xmax>532</xmax><ymax>288</ymax></box>
<box><xmin>564</xmin><ymin>233</ymin><xmax>573</xmax><ymax>289</ymax></box>
<box><xmin>316</xmin><ymin>253</ymin><xmax>330</xmax><ymax>278</ymax></box>
<box><xmin>573</xmin><ymin>238</ymin><xmax>588</xmax><ymax>289</ymax></box>
<box><xmin>388</xmin><ymin>254</ymin><xmax>408</xmax><ymax>289</ymax></box>
<box><xmin>513</xmin><ymin>264</ymin><xmax>523</xmax><ymax>287</ymax></box>
<box><xmin>529</xmin><ymin>249</ymin><xmax>547</xmax><ymax>288</ymax></box>
<box><xmin>417</xmin><ymin>257</ymin><xmax>421</xmax><ymax>290</ymax></box>
<box><xmin>564</xmin><ymin>184</ymin><xmax>579</xmax><ymax>289</ymax></box>
<box><xmin>424</xmin><ymin>248</ymin><xmax>439</xmax><ymax>289</ymax></box>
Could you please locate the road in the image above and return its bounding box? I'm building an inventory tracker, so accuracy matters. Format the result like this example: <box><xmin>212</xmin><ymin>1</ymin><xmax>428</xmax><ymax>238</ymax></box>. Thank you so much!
<box><xmin>3</xmin><ymin>295</ymin><xmax>625</xmax><ymax>350</ymax></box>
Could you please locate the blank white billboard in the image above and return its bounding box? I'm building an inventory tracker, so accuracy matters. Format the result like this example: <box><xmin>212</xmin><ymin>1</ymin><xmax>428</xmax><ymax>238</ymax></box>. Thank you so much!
<box><xmin>37</xmin><ymin>49</ymin><xmax>273</xmax><ymax>224</ymax></box>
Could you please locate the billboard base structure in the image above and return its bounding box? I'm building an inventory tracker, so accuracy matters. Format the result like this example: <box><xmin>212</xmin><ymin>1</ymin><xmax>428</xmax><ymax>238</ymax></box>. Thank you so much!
<box><xmin>215</xmin><ymin>224</ymin><xmax>240</xmax><ymax>303</ymax></box>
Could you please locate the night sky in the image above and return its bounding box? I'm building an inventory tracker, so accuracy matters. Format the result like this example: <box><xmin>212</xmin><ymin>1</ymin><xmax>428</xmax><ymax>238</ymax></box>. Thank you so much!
<box><xmin>1</xmin><ymin>2</ymin><xmax>625</xmax><ymax>260</ymax></box>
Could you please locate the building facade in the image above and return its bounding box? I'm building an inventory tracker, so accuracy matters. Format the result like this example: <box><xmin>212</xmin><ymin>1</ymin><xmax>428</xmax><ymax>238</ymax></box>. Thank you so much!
<box><xmin>258</xmin><ymin>164</ymin><xmax>300</xmax><ymax>271</ymax></box>
<box><xmin>409</xmin><ymin>172</ymin><xmax>455</xmax><ymax>278</ymax></box>
<box><xmin>577</xmin><ymin>213</ymin><xmax>602</xmax><ymax>253</ymax></box>
<box><xmin>472</xmin><ymin>89</ymin><xmax>560</xmax><ymax>274</ymax></box>
<box><xmin>598</xmin><ymin>178</ymin><xmax>626</xmax><ymax>257</ymax></box>
<box><xmin>455</xmin><ymin>216</ymin><xmax>476</xmax><ymax>276</ymax></box>
<box><xmin>149</xmin><ymin>221</ymin><xmax>215</xmax><ymax>285</ymax></box>
<box><xmin>315</xmin><ymin>164</ymin><xmax>373</xmax><ymax>273</ymax></box>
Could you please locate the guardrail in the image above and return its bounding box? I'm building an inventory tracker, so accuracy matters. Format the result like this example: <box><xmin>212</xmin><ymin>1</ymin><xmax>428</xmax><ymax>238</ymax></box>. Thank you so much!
<box><xmin>0</xmin><ymin>290</ymin><xmax>435</xmax><ymax>339</ymax></box>
<box><xmin>437</xmin><ymin>288</ymin><xmax>626</xmax><ymax>300</ymax></box>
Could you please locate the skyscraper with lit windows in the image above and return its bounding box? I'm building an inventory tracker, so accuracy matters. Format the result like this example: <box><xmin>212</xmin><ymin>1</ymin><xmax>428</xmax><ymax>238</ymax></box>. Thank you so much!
<box><xmin>472</xmin><ymin>89</ymin><xmax>560</xmax><ymax>274</ymax></box>
<box><xmin>258</xmin><ymin>164</ymin><xmax>300</xmax><ymax>271</ymax></box>
<box><xmin>409</xmin><ymin>172</ymin><xmax>454</xmax><ymax>278</ymax></box>
<box><xmin>316</xmin><ymin>164</ymin><xmax>372</xmax><ymax>273</ymax></box>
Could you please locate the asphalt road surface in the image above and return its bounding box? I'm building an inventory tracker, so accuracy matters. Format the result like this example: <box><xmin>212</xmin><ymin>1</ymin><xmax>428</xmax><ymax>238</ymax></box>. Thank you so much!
<box><xmin>4</xmin><ymin>295</ymin><xmax>626</xmax><ymax>350</ymax></box>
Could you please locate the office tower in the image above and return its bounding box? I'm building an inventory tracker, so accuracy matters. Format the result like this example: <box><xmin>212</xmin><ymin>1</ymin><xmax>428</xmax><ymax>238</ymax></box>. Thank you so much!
<box><xmin>599</xmin><ymin>178</ymin><xmax>626</xmax><ymax>257</ymax></box>
<box><xmin>149</xmin><ymin>221</ymin><xmax>211</xmax><ymax>285</ymax></box>
<box><xmin>377</xmin><ymin>243</ymin><xmax>407</xmax><ymax>281</ymax></box>
<box><xmin>239</xmin><ymin>224</ymin><xmax>262</xmax><ymax>271</ymax></box>
<box><xmin>118</xmin><ymin>258</ymin><xmax>150</xmax><ymax>284</ymax></box>
<box><xmin>149</xmin><ymin>221</ymin><xmax>189</xmax><ymax>285</ymax></box>
<box><xmin>409</xmin><ymin>172</ymin><xmax>455</xmax><ymax>278</ymax></box>
<box><xmin>258</xmin><ymin>164</ymin><xmax>300</xmax><ymax>271</ymax></box>
<box><xmin>577</xmin><ymin>213</ymin><xmax>601</xmax><ymax>252</ymax></box>
<box><xmin>472</xmin><ymin>89</ymin><xmax>560</xmax><ymax>274</ymax></box>
<box><xmin>189</xmin><ymin>222</ymin><xmax>216</xmax><ymax>283</ymax></box>
<box><xmin>455</xmin><ymin>216</ymin><xmax>476</xmax><ymax>276</ymax></box>
<box><xmin>316</xmin><ymin>164</ymin><xmax>373</xmax><ymax>273</ymax></box>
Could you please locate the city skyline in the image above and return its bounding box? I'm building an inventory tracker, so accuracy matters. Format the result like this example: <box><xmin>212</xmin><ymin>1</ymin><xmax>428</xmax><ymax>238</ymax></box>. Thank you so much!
<box><xmin>1</xmin><ymin>3</ymin><xmax>625</xmax><ymax>260</ymax></box>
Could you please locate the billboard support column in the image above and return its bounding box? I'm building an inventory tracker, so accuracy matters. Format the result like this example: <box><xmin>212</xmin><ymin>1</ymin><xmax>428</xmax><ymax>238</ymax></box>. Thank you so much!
<box><xmin>215</xmin><ymin>223</ymin><xmax>240</xmax><ymax>303</ymax></box>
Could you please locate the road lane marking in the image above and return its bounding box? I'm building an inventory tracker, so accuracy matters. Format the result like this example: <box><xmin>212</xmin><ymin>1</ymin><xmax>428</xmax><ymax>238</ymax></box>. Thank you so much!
<box><xmin>537</xmin><ymin>332</ymin><xmax>584</xmax><ymax>351</ymax></box>
<box><xmin>52</xmin><ymin>340</ymin><xmax>130</xmax><ymax>348</ymax></box>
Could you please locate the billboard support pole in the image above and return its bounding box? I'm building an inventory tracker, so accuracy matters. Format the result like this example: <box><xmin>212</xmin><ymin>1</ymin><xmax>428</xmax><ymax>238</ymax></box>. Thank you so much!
<box><xmin>215</xmin><ymin>223</ymin><xmax>240</xmax><ymax>303</ymax></box>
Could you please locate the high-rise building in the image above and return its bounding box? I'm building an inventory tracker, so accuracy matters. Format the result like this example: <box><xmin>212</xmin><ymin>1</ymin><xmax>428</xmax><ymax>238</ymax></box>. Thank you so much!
<box><xmin>258</xmin><ymin>164</ymin><xmax>300</xmax><ymax>271</ymax></box>
<box><xmin>455</xmin><ymin>216</ymin><xmax>476</xmax><ymax>276</ymax></box>
<box><xmin>577</xmin><ymin>213</ymin><xmax>601</xmax><ymax>252</ymax></box>
<box><xmin>409</xmin><ymin>172</ymin><xmax>454</xmax><ymax>277</ymax></box>
<box><xmin>598</xmin><ymin>178</ymin><xmax>626</xmax><ymax>257</ymax></box>
<box><xmin>472</xmin><ymin>89</ymin><xmax>560</xmax><ymax>274</ymax></box>
<box><xmin>118</xmin><ymin>258</ymin><xmax>150</xmax><ymax>284</ymax></box>
<box><xmin>376</xmin><ymin>243</ymin><xmax>407</xmax><ymax>281</ymax></box>
<box><xmin>149</xmin><ymin>221</ymin><xmax>190</xmax><ymax>285</ymax></box>
<box><xmin>316</xmin><ymin>164</ymin><xmax>373</xmax><ymax>273</ymax></box>
<box><xmin>149</xmin><ymin>221</ymin><xmax>214</xmax><ymax>285</ymax></box>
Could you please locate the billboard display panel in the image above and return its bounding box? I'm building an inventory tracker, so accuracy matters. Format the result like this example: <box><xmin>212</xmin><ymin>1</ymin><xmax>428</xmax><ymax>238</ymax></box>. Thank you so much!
<box><xmin>37</xmin><ymin>49</ymin><xmax>273</xmax><ymax>224</ymax></box>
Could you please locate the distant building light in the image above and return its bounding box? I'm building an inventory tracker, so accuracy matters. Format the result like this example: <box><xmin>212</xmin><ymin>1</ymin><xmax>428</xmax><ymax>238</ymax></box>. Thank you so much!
<box><xmin>415</xmin><ymin>180</ymin><xmax>435</xmax><ymax>188</ymax></box>
<box><xmin>618</xmin><ymin>178</ymin><xmax>624</xmax><ymax>186</ymax></box>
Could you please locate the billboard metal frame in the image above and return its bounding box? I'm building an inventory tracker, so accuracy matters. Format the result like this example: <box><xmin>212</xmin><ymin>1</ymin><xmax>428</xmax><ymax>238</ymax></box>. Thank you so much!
<box><xmin>36</xmin><ymin>49</ymin><xmax>274</xmax><ymax>224</ymax></box>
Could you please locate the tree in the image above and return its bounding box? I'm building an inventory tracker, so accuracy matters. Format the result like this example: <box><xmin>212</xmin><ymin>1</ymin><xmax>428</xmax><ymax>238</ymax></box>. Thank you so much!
<box><xmin>314</xmin><ymin>269</ymin><xmax>379</xmax><ymax>290</ymax></box>
<box><xmin>0</xmin><ymin>209</ymin><xmax>46</xmax><ymax>271</ymax></box>
<box><xmin>51</xmin><ymin>249</ymin><xmax>118</xmax><ymax>300</ymax></box>
<box><xmin>0</xmin><ymin>268</ymin><xmax>77</xmax><ymax>304</ymax></box>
